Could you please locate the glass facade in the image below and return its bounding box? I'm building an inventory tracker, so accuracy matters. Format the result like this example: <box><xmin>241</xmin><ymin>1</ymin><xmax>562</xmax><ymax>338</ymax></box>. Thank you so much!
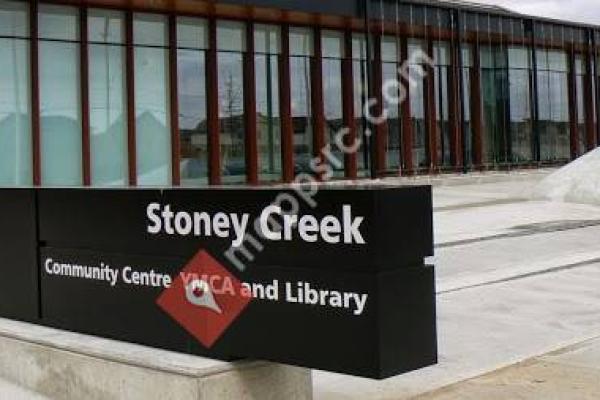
<box><xmin>2</xmin><ymin>1</ymin><xmax>600</xmax><ymax>188</ymax></box>
<box><xmin>177</xmin><ymin>17</ymin><xmax>209</xmax><ymax>186</ymax></box>
<box><xmin>408</xmin><ymin>39</ymin><xmax>427</xmax><ymax>170</ymax></box>
<box><xmin>289</xmin><ymin>27</ymin><xmax>313</xmax><ymax>174</ymax></box>
<box><xmin>217</xmin><ymin>20</ymin><xmax>246</xmax><ymax>184</ymax></box>
<box><xmin>537</xmin><ymin>49</ymin><xmax>570</xmax><ymax>161</ymax></box>
<box><xmin>381</xmin><ymin>35</ymin><xmax>402</xmax><ymax>172</ymax></box>
<box><xmin>254</xmin><ymin>24</ymin><xmax>282</xmax><ymax>182</ymax></box>
<box><xmin>322</xmin><ymin>30</ymin><xmax>345</xmax><ymax>177</ymax></box>
<box><xmin>575</xmin><ymin>55</ymin><xmax>587</xmax><ymax>156</ymax></box>
<box><xmin>133</xmin><ymin>13</ymin><xmax>171</xmax><ymax>186</ymax></box>
<box><xmin>433</xmin><ymin>41</ymin><xmax>451</xmax><ymax>168</ymax></box>
<box><xmin>0</xmin><ymin>0</ymin><xmax>31</xmax><ymax>186</ymax></box>
<box><xmin>508</xmin><ymin>46</ymin><xmax>533</xmax><ymax>163</ymax></box>
<box><xmin>88</xmin><ymin>9</ymin><xmax>128</xmax><ymax>186</ymax></box>
<box><xmin>39</xmin><ymin>5</ymin><xmax>82</xmax><ymax>186</ymax></box>
<box><xmin>352</xmin><ymin>33</ymin><xmax>370</xmax><ymax>177</ymax></box>
<box><xmin>481</xmin><ymin>44</ymin><xmax>509</xmax><ymax>165</ymax></box>
<box><xmin>461</xmin><ymin>45</ymin><xmax>473</xmax><ymax>166</ymax></box>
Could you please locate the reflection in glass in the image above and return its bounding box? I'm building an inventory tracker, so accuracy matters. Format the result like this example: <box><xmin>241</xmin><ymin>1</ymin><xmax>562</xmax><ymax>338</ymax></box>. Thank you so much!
<box><xmin>460</xmin><ymin>45</ymin><xmax>472</xmax><ymax>167</ymax></box>
<box><xmin>218</xmin><ymin>51</ymin><xmax>245</xmax><ymax>183</ymax></box>
<box><xmin>508</xmin><ymin>46</ymin><xmax>533</xmax><ymax>162</ymax></box>
<box><xmin>322</xmin><ymin>30</ymin><xmax>344</xmax><ymax>177</ymax></box>
<box><xmin>408</xmin><ymin>39</ymin><xmax>427</xmax><ymax>169</ymax></box>
<box><xmin>134</xmin><ymin>14</ymin><xmax>171</xmax><ymax>186</ymax></box>
<box><xmin>39</xmin><ymin>5</ymin><xmax>82</xmax><ymax>186</ymax></box>
<box><xmin>178</xmin><ymin>49</ymin><xmax>208</xmax><ymax>185</ymax></box>
<box><xmin>536</xmin><ymin>49</ymin><xmax>570</xmax><ymax>161</ymax></box>
<box><xmin>88</xmin><ymin>9</ymin><xmax>127</xmax><ymax>186</ymax></box>
<box><xmin>0</xmin><ymin>34</ymin><xmax>31</xmax><ymax>185</ymax></box>
<box><xmin>381</xmin><ymin>36</ymin><xmax>401</xmax><ymax>172</ymax></box>
<box><xmin>0</xmin><ymin>0</ymin><xmax>28</xmax><ymax>37</ymax></box>
<box><xmin>89</xmin><ymin>44</ymin><xmax>127</xmax><ymax>186</ymax></box>
<box><xmin>575</xmin><ymin>56</ymin><xmax>587</xmax><ymax>156</ymax></box>
<box><xmin>434</xmin><ymin>41</ymin><xmax>451</xmax><ymax>168</ymax></box>
<box><xmin>255</xmin><ymin>24</ymin><xmax>281</xmax><ymax>182</ymax></box>
<box><xmin>352</xmin><ymin>34</ymin><xmax>370</xmax><ymax>177</ymax></box>
<box><xmin>290</xmin><ymin>28</ymin><xmax>313</xmax><ymax>175</ymax></box>
<box><xmin>481</xmin><ymin>45</ymin><xmax>509</xmax><ymax>165</ymax></box>
<box><xmin>217</xmin><ymin>20</ymin><xmax>246</xmax><ymax>184</ymax></box>
<box><xmin>177</xmin><ymin>17</ymin><xmax>208</xmax><ymax>186</ymax></box>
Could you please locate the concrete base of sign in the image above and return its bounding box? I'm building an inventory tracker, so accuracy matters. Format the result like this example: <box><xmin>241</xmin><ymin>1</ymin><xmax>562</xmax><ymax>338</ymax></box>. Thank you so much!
<box><xmin>0</xmin><ymin>318</ymin><xmax>312</xmax><ymax>400</ymax></box>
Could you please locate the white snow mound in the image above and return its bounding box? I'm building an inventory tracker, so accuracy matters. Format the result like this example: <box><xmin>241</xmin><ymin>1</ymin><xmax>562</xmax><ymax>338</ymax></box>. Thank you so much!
<box><xmin>532</xmin><ymin>148</ymin><xmax>600</xmax><ymax>205</ymax></box>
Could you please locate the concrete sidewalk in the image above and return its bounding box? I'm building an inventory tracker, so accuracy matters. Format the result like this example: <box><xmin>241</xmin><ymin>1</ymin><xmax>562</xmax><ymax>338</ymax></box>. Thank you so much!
<box><xmin>314</xmin><ymin>170</ymin><xmax>600</xmax><ymax>400</ymax></box>
<box><xmin>416</xmin><ymin>337</ymin><xmax>600</xmax><ymax>400</ymax></box>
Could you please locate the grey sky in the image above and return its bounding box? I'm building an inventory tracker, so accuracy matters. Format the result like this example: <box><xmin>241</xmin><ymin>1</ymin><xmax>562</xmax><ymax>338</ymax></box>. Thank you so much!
<box><xmin>477</xmin><ymin>0</ymin><xmax>600</xmax><ymax>25</ymax></box>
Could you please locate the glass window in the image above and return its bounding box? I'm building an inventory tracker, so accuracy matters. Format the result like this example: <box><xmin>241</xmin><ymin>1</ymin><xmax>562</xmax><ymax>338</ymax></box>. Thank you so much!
<box><xmin>381</xmin><ymin>36</ymin><xmax>401</xmax><ymax>172</ymax></box>
<box><xmin>322</xmin><ymin>31</ymin><xmax>344</xmax><ymax>177</ymax></box>
<box><xmin>133</xmin><ymin>13</ymin><xmax>167</xmax><ymax>47</ymax></box>
<box><xmin>290</xmin><ymin>27</ymin><xmax>313</xmax><ymax>56</ymax></box>
<box><xmin>0</xmin><ymin>0</ymin><xmax>31</xmax><ymax>186</ymax></box>
<box><xmin>0</xmin><ymin>0</ymin><xmax>28</xmax><ymax>37</ymax></box>
<box><xmin>39</xmin><ymin>4</ymin><xmax>78</xmax><ymax>41</ymax></box>
<box><xmin>322</xmin><ymin>30</ymin><xmax>344</xmax><ymax>58</ymax></box>
<box><xmin>480</xmin><ymin>45</ymin><xmax>510</xmax><ymax>165</ymax></box>
<box><xmin>408</xmin><ymin>39</ymin><xmax>427</xmax><ymax>170</ymax></box>
<box><xmin>218</xmin><ymin>21</ymin><xmax>245</xmax><ymax>183</ymax></box>
<box><xmin>88</xmin><ymin>8</ymin><xmax>124</xmax><ymax>44</ymax></box>
<box><xmin>217</xmin><ymin>20</ymin><xmax>245</xmax><ymax>52</ymax></box>
<box><xmin>352</xmin><ymin>34</ymin><xmax>370</xmax><ymax>177</ymax></box>
<box><xmin>39</xmin><ymin>5</ymin><xmax>82</xmax><ymax>186</ymax></box>
<box><xmin>134</xmin><ymin>13</ymin><xmax>171</xmax><ymax>186</ymax></box>
<box><xmin>178</xmin><ymin>17</ymin><xmax>208</xmax><ymax>186</ymax></box>
<box><xmin>575</xmin><ymin>55</ymin><xmax>587</xmax><ymax>156</ymax></box>
<box><xmin>508</xmin><ymin>46</ymin><xmax>533</xmax><ymax>163</ymax></box>
<box><xmin>290</xmin><ymin>27</ymin><xmax>313</xmax><ymax>174</ymax></box>
<box><xmin>177</xmin><ymin>16</ymin><xmax>208</xmax><ymax>50</ymax></box>
<box><xmin>88</xmin><ymin>9</ymin><xmax>127</xmax><ymax>186</ymax></box>
<box><xmin>255</xmin><ymin>24</ymin><xmax>281</xmax><ymax>182</ymax></box>
<box><xmin>255</xmin><ymin>24</ymin><xmax>280</xmax><ymax>54</ymax></box>
<box><xmin>537</xmin><ymin>49</ymin><xmax>570</xmax><ymax>161</ymax></box>
<box><xmin>434</xmin><ymin>41</ymin><xmax>451</xmax><ymax>168</ymax></box>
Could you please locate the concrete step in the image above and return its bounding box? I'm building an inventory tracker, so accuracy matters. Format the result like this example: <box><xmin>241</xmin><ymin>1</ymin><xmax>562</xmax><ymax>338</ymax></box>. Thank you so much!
<box><xmin>0</xmin><ymin>318</ymin><xmax>311</xmax><ymax>400</ymax></box>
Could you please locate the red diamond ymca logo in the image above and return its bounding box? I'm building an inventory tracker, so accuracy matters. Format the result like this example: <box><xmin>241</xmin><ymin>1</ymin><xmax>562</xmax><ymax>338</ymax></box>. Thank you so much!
<box><xmin>157</xmin><ymin>250</ymin><xmax>252</xmax><ymax>348</ymax></box>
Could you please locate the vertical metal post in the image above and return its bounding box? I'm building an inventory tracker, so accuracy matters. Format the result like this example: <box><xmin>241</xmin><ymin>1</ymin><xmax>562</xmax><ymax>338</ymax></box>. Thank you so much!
<box><xmin>456</xmin><ymin>11</ymin><xmax>469</xmax><ymax>173</ymax></box>
<box><xmin>244</xmin><ymin>21</ymin><xmax>258</xmax><ymax>185</ymax></box>
<box><xmin>364</xmin><ymin>0</ymin><xmax>377</xmax><ymax>179</ymax></box>
<box><xmin>529</xmin><ymin>19</ymin><xmax>541</xmax><ymax>162</ymax></box>
<box><xmin>125</xmin><ymin>10</ymin><xmax>137</xmax><ymax>186</ymax></box>
<box><xmin>30</xmin><ymin>0</ymin><xmax>41</xmax><ymax>186</ymax></box>
<box><xmin>168</xmin><ymin>14</ymin><xmax>181</xmax><ymax>186</ymax></box>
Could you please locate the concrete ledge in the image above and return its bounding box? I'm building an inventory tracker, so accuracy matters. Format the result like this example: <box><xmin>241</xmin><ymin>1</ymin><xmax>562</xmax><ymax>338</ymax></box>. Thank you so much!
<box><xmin>0</xmin><ymin>318</ymin><xmax>312</xmax><ymax>400</ymax></box>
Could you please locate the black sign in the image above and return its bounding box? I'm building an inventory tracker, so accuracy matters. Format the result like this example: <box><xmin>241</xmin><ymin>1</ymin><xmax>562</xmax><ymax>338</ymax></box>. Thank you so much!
<box><xmin>0</xmin><ymin>187</ymin><xmax>437</xmax><ymax>379</ymax></box>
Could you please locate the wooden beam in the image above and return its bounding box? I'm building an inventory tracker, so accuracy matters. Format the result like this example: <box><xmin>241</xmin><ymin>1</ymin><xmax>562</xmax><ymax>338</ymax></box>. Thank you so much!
<box><xmin>279</xmin><ymin>24</ymin><xmax>294</xmax><ymax>183</ymax></box>
<box><xmin>584</xmin><ymin>37</ymin><xmax>597</xmax><ymax>150</ymax></box>
<box><xmin>342</xmin><ymin>30</ymin><xmax>357</xmax><ymax>179</ymax></box>
<box><xmin>244</xmin><ymin>21</ymin><xmax>259</xmax><ymax>185</ymax></box>
<box><xmin>449</xmin><ymin>32</ymin><xmax>462</xmax><ymax>170</ymax></box>
<box><xmin>125</xmin><ymin>10</ymin><xmax>137</xmax><ymax>186</ymax></box>
<box><xmin>80</xmin><ymin>8</ymin><xmax>91</xmax><ymax>186</ymax></box>
<box><xmin>30</xmin><ymin>0</ymin><xmax>41</xmax><ymax>186</ymax></box>
<box><xmin>470</xmin><ymin>41</ymin><xmax>483</xmax><ymax>167</ymax></box>
<box><xmin>425</xmin><ymin>40</ymin><xmax>438</xmax><ymax>172</ymax></box>
<box><xmin>207</xmin><ymin>18</ymin><xmax>221</xmax><ymax>185</ymax></box>
<box><xmin>567</xmin><ymin>46</ymin><xmax>579</xmax><ymax>159</ymax></box>
<box><xmin>400</xmin><ymin>36</ymin><xmax>414</xmax><ymax>175</ymax></box>
<box><xmin>168</xmin><ymin>14</ymin><xmax>181</xmax><ymax>185</ymax></box>
<box><xmin>311</xmin><ymin>28</ymin><xmax>325</xmax><ymax>178</ymax></box>
<box><xmin>372</xmin><ymin>34</ymin><xmax>386</xmax><ymax>175</ymax></box>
